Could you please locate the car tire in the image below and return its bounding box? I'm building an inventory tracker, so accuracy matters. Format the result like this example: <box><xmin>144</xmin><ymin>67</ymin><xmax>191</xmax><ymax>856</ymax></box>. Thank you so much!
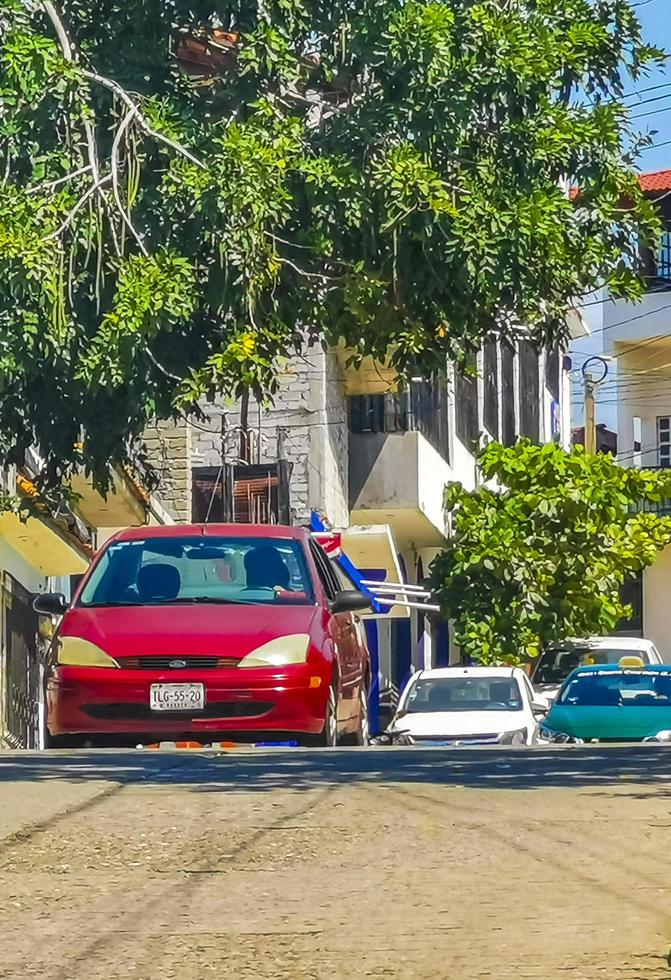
<box><xmin>342</xmin><ymin>687</ymin><xmax>370</xmax><ymax>747</ymax></box>
<box><xmin>311</xmin><ymin>684</ymin><xmax>338</xmax><ymax>747</ymax></box>
<box><xmin>44</xmin><ymin>732</ymin><xmax>81</xmax><ymax>749</ymax></box>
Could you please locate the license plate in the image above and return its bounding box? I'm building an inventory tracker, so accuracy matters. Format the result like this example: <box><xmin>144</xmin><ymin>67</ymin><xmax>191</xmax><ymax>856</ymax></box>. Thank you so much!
<box><xmin>150</xmin><ymin>683</ymin><xmax>205</xmax><ymax>712</ymax></box>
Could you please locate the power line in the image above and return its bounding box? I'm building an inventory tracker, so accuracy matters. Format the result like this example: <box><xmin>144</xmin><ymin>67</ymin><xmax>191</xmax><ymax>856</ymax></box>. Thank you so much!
<box><xmin>625</xmin><ymin>91</ymin><xmax>671</xmax><ymax>114</ymax></box>
<box><xmin>570</xmin><ymin>296</ymin><xmax>671</xmax><ymax>346</ymax></box>
<box><xmin>641</xmin><ymin>137</ymin><xmax>671</xmax><ymax>152</ymax></box>
<box><xmin>632</xmin><ymin>104</ymin><xmax>671</xmax><ymax>121</ymax></box>
<box><xmin>622</xmin><ymin>81</ymin><xmax>671</xmax><ymax>102</ymax></box>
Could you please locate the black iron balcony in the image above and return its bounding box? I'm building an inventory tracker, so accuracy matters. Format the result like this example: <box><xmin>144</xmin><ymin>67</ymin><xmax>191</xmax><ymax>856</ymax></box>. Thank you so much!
<box><xmin>347</xmin><ymin>379</ymin><xmax>449</xmax><ymax>463</ymax></box>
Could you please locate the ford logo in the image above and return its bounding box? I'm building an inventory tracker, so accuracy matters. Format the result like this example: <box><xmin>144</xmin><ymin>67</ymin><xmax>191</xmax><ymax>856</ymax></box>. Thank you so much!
<box><xmin>169</xmin><ymin>659</ymin><xmax>187</xmax><ymax>669</ymax></box>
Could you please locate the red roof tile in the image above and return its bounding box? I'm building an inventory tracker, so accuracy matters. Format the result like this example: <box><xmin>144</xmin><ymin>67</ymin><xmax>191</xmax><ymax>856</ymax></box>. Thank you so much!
<box><xmin>638</xmin><ymin>168</ymin><xmax>671</xmax><ymax>193</ymax></box>
<box><xmin>570</xmin><ymin>167</ymin><xmax>671</xmax><ymax>201</ymax></box>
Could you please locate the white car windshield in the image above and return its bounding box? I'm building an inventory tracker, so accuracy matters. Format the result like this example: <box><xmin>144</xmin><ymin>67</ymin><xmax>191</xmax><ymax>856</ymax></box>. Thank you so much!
<box><xmin>403</xmin><ymin>677</ymin><xmax>523</xmax><ymax>713</ymax></box>
<box><xmin>533</xmin><ymin>647</ymin><xmax>650</xmax><ymax>686</ymax></box>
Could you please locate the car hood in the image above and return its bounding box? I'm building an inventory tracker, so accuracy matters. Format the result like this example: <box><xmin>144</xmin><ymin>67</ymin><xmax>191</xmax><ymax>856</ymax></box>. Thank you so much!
<box><xmin>59</xmin><ymin>603</ymin><xmax>320</xmax><ymax>660</ymax></box>
<box><xmin>393</xmin><ymin>710</ymin><xmax>525</xmax><ymax>738</ymax></box>
<box><xmin>545</xmin><ymin>704</ymin><xmax>671</xmax><ymax>741</ymax></box>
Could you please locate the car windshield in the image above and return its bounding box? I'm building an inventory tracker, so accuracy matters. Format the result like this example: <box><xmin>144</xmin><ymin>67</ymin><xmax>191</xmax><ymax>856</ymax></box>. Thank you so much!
<box><xmin>403</xmin><ymin>676</ymin><xmax>523</xmax><ymax>713</ymax></box>
<box><xmin>559</xmin><ymin>671</ymin><xmax>671</xmax><ymax>707</ymax></box>
<box><xmin>533</xmin><ymin>647</ymin><xmax>650</xmax><ymax>686</ymax></box>
<box><xmin>79</xmin><ymin>536</ymin><xmax>315</xmax><ymax>607</ymax></box>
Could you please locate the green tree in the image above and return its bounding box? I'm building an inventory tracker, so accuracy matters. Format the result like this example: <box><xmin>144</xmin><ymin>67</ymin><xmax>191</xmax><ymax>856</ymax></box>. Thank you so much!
<box><xmin>431</xmin><ymin>441</ymin><xmax>671</xmax><ymax>666</ymax></box>
<box><xmin>0</xmin><ymin>0</ymin><xmax>664</xmax><ymax>492</ymax></box>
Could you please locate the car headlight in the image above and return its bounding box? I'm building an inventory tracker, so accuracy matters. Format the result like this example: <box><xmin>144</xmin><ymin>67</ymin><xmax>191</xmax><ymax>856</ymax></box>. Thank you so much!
<box><xmin>238</xmin><ymin>633</ymin><xmax>311</xmax><ymax>668</ymax></box>
<box><xmin>56</xmin><ymin>636</ymin><xmax>119</xmax><ymax>668</ymax></box>
<box><xmin>538</xmin><ymin>724</ymin><xmax>583</xmax><ymax>745</ymax></box>
<box><xmin>498</xmin><ymin>728</ymin><xmax>527</xmax><ymax>745</ymax></box>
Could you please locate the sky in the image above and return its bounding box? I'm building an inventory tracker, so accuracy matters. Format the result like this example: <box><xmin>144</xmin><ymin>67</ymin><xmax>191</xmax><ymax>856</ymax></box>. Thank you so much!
<box><xmin>569</xmin><ymin>0</ymin><xmax>671</xmax><ymax>433</ymax></box>
<box><xmin>627</xmin><ymin>0</ymin><xmax>671</xmax><ymax>174</ymax></box>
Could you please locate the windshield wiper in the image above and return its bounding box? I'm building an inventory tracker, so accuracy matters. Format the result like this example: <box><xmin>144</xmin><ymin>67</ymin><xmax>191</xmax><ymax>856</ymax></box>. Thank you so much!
<box><xmin>80</xmin><ymin>600</ymin><xmax>145</xmax><ymax>608</ymax></box>
<box><xmin>162</xmin><ymin>596</ymin><xmax>251</xmax><ymax>606</ymax></box>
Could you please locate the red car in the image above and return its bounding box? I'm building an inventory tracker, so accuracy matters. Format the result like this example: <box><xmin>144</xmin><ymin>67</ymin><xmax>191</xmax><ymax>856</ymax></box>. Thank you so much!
<box><xmin>35</xmin><ymin>525</ymin><xmax>372</xmax><ymax>747</ymax></box>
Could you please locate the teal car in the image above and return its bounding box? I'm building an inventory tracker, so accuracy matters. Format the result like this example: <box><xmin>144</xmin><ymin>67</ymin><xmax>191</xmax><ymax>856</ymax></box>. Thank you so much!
<box><xmin>539</xmin><ymin>660</ymin><xmax>671</xmax><ymax>744</ymax></box>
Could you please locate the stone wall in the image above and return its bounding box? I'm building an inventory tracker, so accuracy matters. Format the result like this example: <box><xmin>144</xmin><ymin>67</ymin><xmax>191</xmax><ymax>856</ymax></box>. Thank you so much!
<box><xmin>191</xmin><ymin>346</ymin><xmax>349</xmax><ymax>527</ymax></box>
<box><xmin>143</xmin><ymin>418</ymin><xmax>192</xmax><ymax>523</ymax></box>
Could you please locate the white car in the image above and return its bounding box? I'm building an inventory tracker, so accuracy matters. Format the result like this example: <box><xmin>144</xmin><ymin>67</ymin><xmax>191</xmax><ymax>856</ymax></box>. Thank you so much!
<box><xmin>531</xmin><ymin>636</ymin><xmax>663</xmax><ymax>704</ymax></box>
<box><xmin>389</xmin><ymin>666</ymin><xmax>548</xmax><ymax>746</ymax></box>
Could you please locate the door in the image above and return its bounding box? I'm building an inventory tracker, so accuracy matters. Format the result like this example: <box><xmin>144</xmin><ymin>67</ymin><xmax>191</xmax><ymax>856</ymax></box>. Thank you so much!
<box><xmin>520</xmin><ymin>672</ymin><xmax>541</xmax><ymax>743</ymax></box>
<box><xmin>309</xmin><ymin>542</ymin><xmax>359</xmax><ymax>723</ymax></box>
<box><xmin>2</xmin><ymin>574</ymin><xmax>41</xmax><ymax>748</ymax></box>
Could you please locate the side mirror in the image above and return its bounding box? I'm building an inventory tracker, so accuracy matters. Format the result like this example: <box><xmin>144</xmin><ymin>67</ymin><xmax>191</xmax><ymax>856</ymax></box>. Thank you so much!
<box><xmin>33</xmin><ymin>593</ymin><xmax>68</xmax><ymax>617</ymax></box>
<box><xmin>532</xmin><ymin>700</ymin><xmax>549</xmax><ymax>718</ymax></box>
<box><xmin>331</xmin><ymin>590</ymin><xmax>372</xmax><ymax>615</ymax></box>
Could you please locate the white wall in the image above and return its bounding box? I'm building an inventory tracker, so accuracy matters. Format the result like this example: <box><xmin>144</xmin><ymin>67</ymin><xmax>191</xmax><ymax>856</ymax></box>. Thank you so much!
<box><xmin>616</xmin><ymin>346</ymin><xmax>671</xmax><ymax>468</ymax></box>
<box><xmin>644</xmin><ymin>545</ymin><xmax>671</xmax><ymax>662</ymax></box>
<box><xmin>0</xmin><ymin>539</ymin><xmax>48</xmax><ymax>595</ymax></box>
<box><xmin>603</xmin><ymin>292</ymin><xmax>671</xmax><ymax>353</ymax></box>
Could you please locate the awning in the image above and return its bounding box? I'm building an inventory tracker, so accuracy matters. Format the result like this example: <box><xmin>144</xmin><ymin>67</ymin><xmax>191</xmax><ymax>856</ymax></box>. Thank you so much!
<box><xmin>310</xmin><ymin>513</ymin><xmax>409</xmax><ymax>619</ymax></box>
<box><xmin>0</xmin><ymin>512</ymin><xmax>90</xmax><ymax>576</ymax></box>
<box><xmin>70</xmin><ymin>465</ymin><xmax>149</xmax><ymax>530</ymax></box>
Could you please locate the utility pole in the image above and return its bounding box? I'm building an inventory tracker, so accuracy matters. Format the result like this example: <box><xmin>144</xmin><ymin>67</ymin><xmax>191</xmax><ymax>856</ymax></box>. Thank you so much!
<box><xmin>581</xmin><ymin>356</ymin><xmax>609</xmax><ymax>455</ymax></box>
<box><xmin>584</xmin><ymin>375</ymin><xmax>597</xmax><ymax>455</ymax></box>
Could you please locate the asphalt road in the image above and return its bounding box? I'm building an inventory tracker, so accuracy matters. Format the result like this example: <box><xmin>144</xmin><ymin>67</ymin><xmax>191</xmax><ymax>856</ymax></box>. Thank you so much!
<box><xmin>1</xmin><ymin>745</ymin><xmax>670</xmax><ymax>980</ymax></box>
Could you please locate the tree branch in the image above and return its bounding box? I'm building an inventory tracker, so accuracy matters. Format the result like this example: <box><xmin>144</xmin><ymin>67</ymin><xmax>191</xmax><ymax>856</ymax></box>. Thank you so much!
<box><xmin>111</xmin><ymin>108</ymin><xmax>148</xmax><ymax>255</ymax></box>
<box><xmin>26</xmin><ymin>164</ymin><xmax>92</xmax><ymax>195</ymax></box>
<box><xmin>43</xmin><ymin>173</ymin><xmax>112</xmax><ymax>241</ymax></box>
<box><xmin>42</xmin><ymin>2</ymin><xmax>100</xmax><ymax>185</ymax></box>
<box><xmin>145</xmin><ymin>345</ymin><xmax>182</xmax><ymax>381</ymax></box>
<box><xmin>83</xmin><ymin>70</ymin><xmax>206</xmax><ymax>169</ymax></box>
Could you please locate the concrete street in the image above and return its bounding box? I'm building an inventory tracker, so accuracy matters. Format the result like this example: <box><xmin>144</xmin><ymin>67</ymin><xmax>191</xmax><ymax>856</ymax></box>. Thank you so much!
<box><xmin>0</xmin><ymin>746</ymin><xmax>670</xmax><ymax>980</ymax></box>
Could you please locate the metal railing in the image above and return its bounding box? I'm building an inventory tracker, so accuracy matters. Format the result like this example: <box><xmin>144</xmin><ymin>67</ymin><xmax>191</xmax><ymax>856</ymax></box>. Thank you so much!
<box><xmin>348</xmin><ymin>379</ymin><xmax>449</xmax><ymax>462</ymax></box>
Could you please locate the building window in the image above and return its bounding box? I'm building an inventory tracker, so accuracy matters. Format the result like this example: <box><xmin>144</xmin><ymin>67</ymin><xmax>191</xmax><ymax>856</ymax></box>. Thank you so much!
<box><xmin>192</xmin><ymin>466</ymin><xmax>229</xmax><ymax>522</ymax></box>
<box><xmin>658</xmin><ymin>230</ymin><xmax>671</xmax><ymax>281</ymax></box>
<box><xmin>483</xmin><ymin>339</ymin><xmax>498</xmax><ymax>439</ymax></box>
<box><xmin>192</xmin><ymin>463</ymin><xmax>292</xmax><ymax>523</ymax></box>
<box><xmin>658</xmin><ymin>416</ymin><xmax>671</xmax><ymax>468</ymax></box>
<box><xmin>455</xmin><ymin>364</ymin><xmax>479</xmax><ymax>449</ymax></box>
<box><xmin>518</xmin><ymin>340</ymin><xmax>539</xmax><ymax>442</ymax></box>
<box><xmin>501</xmin><ymin>342</ymin><xmax>516</xmax><ymax>447</ymax></box>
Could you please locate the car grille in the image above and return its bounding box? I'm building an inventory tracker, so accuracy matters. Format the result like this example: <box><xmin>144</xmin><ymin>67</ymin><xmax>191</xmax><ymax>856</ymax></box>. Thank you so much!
<box><xmin>117</xmin><ymin>656</ymin><xmax>239</xmax><ymax>670</ymax></box>
<box><xmin>411</xmin><ymin>733</ymin><xmax>500</xmax><ymax>743</ymax></box>
<box><xmin>82</xmin><ymin>701</ymin><xmax>274</xmax><ymax>721</ymax></box>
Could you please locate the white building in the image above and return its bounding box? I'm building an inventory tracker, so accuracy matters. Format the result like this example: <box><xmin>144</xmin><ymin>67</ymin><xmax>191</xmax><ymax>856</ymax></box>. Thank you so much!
<box><xmin>574</xmin><ymin>167</ymin><xmax>671</xmax><ymax>659</ymax></box>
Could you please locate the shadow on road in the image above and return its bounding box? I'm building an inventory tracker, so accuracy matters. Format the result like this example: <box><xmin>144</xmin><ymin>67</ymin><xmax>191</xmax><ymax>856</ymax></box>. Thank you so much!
<box><xmin>1</xmin><ymin>745</ymin><xmax>671</xmax><ymax>793</ymax></box>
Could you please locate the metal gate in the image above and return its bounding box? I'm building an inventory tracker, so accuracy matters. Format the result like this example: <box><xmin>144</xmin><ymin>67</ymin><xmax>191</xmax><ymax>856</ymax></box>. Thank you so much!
<box><xmin>2</xmin><ymin>574</ymin><xmax>40</xmax><ymax>748</ymax></box>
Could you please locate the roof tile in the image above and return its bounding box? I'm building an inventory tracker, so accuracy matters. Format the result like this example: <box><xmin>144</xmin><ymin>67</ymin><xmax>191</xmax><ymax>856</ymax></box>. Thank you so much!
<box><xmin>639</xmin><ymin>168</ymin><xmax>671</xmax><ymax>193</ymax></box>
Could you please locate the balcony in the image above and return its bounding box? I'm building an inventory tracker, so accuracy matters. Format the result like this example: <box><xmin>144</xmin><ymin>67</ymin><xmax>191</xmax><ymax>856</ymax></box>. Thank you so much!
<box><xmin>349</xmin><ymin>430</ymin><xmax>451</xmax><ymax>546</ymax></box>
<box><xmin>348</xmin><ymin>380</ymin><xmax>449</xmax><ymax>462</ymax></box>
<box><xmin>603</xmin><ymin>230</ymin><xmax>671</xmax><ymax>353</ymax></box>
<box><xmin>348</xmin><ymin>383</ymin><xmax>450</xmax><ymax>546</ymax></box>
